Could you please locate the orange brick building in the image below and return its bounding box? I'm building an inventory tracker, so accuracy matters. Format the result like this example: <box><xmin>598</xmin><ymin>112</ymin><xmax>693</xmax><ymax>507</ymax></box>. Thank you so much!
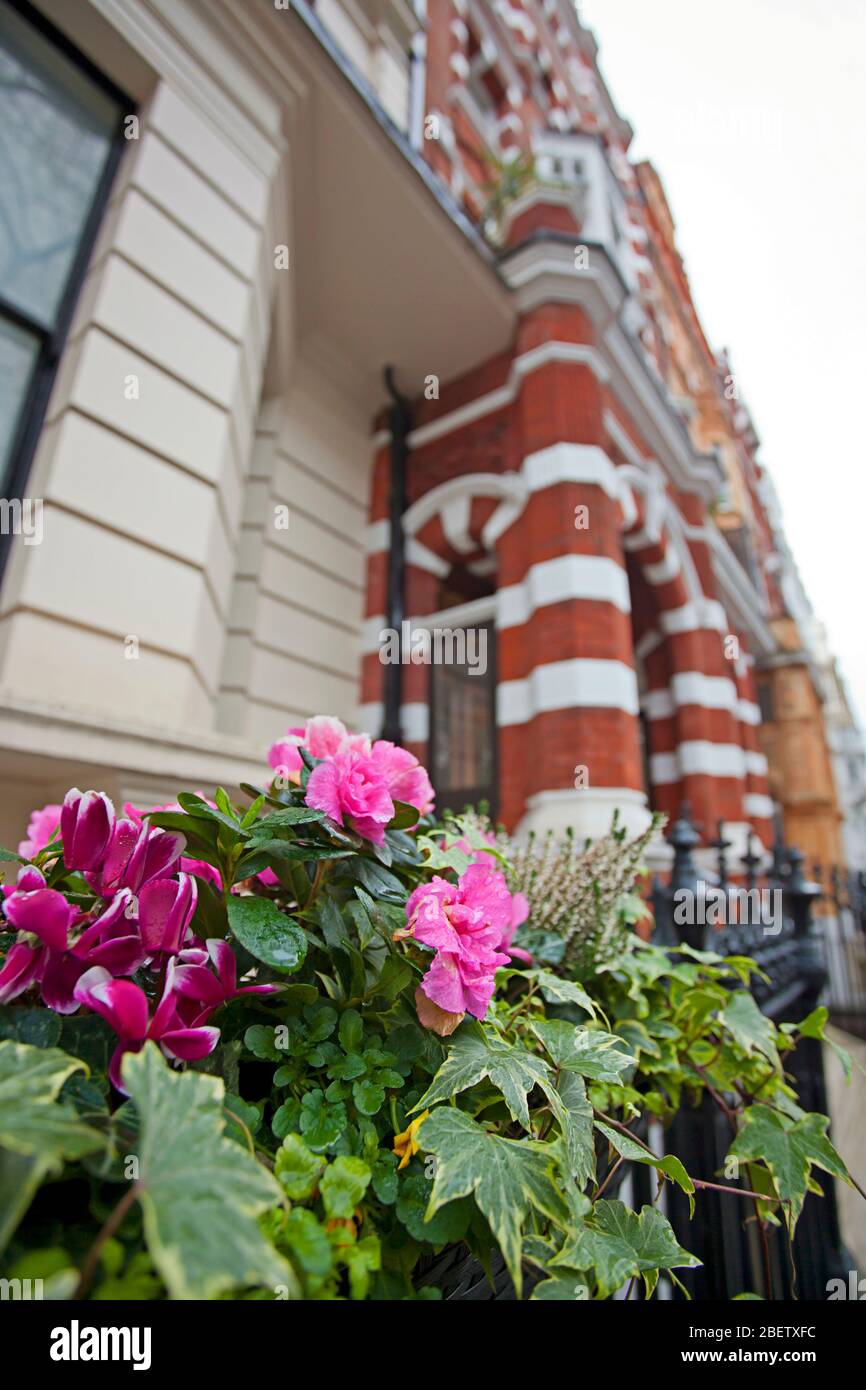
<box><xmin>357</xmin><ymin>0</ymin><xmax>843</xmax><ymax>866</ymax></box>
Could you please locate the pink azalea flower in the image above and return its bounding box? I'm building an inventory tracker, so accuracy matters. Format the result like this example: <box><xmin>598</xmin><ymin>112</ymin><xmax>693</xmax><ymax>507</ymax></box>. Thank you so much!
<box><xmin>305</xmin><ymin>749</ymin><xmax>394</xmax><ymax>845</ymax></box>
<box><xmin>74</xmin><ymin>966</ymin><xmax>219</xmax><ymax>1093</ymax></box>
<box><xmin>267</xmin><ymin>727</ymin><xmax>305</xmax><ymax>781</ymax></box>
<box><xmin>406</xmin><ymin>862</ymin><xmax>514</xmax><ymax>1023</ymax></box>
<box><xmin>369</xmin><ymin>741</ymin><xmax>435</xmax><ymax>817</ymax></box>
<box><xmin>267</xmin><ymin>716</ymin><xmax>371</xmax><ymax>783</ymax></box>
<box><xmin>18</xmin><ymin>803</ymin><xmax>62</xmax><ymax>859</ymax></box>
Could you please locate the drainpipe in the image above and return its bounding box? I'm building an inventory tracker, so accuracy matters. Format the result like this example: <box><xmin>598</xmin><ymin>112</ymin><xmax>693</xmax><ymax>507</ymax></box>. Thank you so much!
<box><xmin>381</xmin><ymin>366</ymin><xmax>411</xmax><ymax>744</ymax></box>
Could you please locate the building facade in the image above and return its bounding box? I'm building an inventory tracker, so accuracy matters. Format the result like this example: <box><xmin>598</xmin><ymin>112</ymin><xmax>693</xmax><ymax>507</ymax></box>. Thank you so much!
<box><xmin>0</xmin><ymin>0</ymin><xmax>856</xmax><ymax>869</ymax></box>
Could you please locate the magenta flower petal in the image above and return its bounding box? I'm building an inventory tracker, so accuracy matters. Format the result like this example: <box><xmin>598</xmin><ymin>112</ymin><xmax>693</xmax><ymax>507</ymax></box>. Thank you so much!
<box><xmin>128</xmin><ymin>828</ymin><xmax>186</xmax><ymax>893</ymax></box>
<box><xmin>0</xmin><ymin>941</ymin><xmax>41</xmax><ymax>1003</ymax></box>
<box><xmin>4</xmin><ymin>887</ymin><xmax>74</xmax><ymax>951</ymax></box>
<box><xmin>159</xmin><ymin>1026</ymin><xmax>220</xmax><ymax>1062</ymax></box>
<box><xmin>74</xmin><ymin>967</ymin><xmax>149</xmax><ymax>1042</ymax></box>
<box><xmin>169</xmin><ymin>963</ymin><xmax>225</xmax><ymax>1009</ymax></box>
<box><xmin>138</xmin><ymin>874</ymin><xmax>197</xmax><ymax>954</ymax></box>
<box><xmin>205</xmin><ymin>938</ymin><xmax>236</xmax><ymax>992</ymax></box>
<box><xmin>16</xmin><ymin>865</ymin><xmax>47</xmax><ymax>893</ymax></box>
<box><xmin>39</xmin><ymin>950</ymin><xmax>87</xmax><ymax>1015</ymax></box>
<box><xmin>61</xmin><ymin>789</ymin><xmax>115</xmax><ymax>871</ymax></box>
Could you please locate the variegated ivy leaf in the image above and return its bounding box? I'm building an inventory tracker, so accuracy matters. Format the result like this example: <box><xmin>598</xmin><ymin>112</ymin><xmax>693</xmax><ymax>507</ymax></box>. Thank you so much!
<box><xmin>0</xmin><ymin>1042</ymin><xmax>103</xmax><ymax>1161</ymax></box>
<box><xmin>123</xmin><ymin>1043</ymin><xmax>291</xmax><ymax>1300</ymax></box>
<box><xmin>524</xmin><ymin>968</ymin><xmax>597</xmax><ymax>1018</ymax></box>
<box><xmin>530</xmin><ymin>1019</ymin><xmax>636</xmax><ymax>1083</ymax></box>
<box><xmin>417</xmin><ymin>1107</ymin><xmax>568</xmax><ymax>1297</ymax></box>
<box><xmin>594</xmin><ymin>1121</ymin><xmax>695</xmax><ymax>1214</ymax></box>
<box><xmin>410</xmin><ymin>1023</ymin><xmax>552</xmax><ymax>1131</ymax></box>
<box><xmin>0</xmin><ymin>1041</ymin><xmax>104</xmax><ymax>1254</ymax></box>
<box><xmin>545</xmin><ymin>1072</ymin><xmax>595</xmax><ymax>1188</ymax></box>
<box><xmin>719</xmin><ymin>991</ymin><xmax>780</xmax><ymax>1071</ymax></box>
<box><xmin>726</xmin><ymin>1104</ymin><xmax>852</xmax><ymax>1234</ymax></box>
<box><xmin>552</xmin><ymin>1199</ymin><xmax>700</xmax><ymax>1298</ymax></box>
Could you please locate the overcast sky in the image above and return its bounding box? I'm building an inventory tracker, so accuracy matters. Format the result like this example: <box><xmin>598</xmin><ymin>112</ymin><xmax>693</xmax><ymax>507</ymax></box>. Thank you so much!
<box><xmin>578</xmin><ymin>0</ymin><xmax>866</xmax><ymax>725</ymax></box>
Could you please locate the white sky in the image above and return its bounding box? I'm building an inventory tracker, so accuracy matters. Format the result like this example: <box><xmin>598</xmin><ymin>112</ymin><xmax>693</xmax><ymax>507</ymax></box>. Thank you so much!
<box><xmin>578</xmin><ymin>0</ymin><xmax>866</xmax><ymax>724</ymax></box>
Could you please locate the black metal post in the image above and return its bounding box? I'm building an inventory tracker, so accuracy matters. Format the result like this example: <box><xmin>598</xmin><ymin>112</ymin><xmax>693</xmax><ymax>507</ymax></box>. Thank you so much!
<box><xmin>381</xmin><ymin>366</ymin><xmax>411</xmax><ymax>744</ymax></box>
<box><xmin>784</xmin><ymin>846</ymin><xmax>852</xmax><ymax>1298</ymax></box>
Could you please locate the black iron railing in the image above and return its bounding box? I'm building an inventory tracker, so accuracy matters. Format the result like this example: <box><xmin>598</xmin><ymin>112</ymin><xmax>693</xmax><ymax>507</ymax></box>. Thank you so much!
<box><xmin>647</xmin><ymin>806</ymin><xmax>854</xmax><ymax>1300</ymax></box>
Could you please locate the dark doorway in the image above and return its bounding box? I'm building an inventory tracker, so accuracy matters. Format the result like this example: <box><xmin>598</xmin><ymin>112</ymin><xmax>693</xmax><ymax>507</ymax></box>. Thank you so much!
<box><xmin>429</xmin><ymin>620</ymin><xmax>498</xmax><ymax>816</ymax></box>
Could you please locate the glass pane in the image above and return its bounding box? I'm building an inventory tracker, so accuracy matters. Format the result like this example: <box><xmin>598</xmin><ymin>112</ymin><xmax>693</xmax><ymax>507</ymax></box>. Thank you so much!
<box><xmin>0</xmin><ymin>312</ymin><xmax>39</xmax><ymax>481</ymax></box>
<box><xmin>0</xmin><ymin>4</ymin><xmax>121</xmax><ymax>328</ymax></box>
<box><xmin>430</xmin><ymin>622</ymin><xmax>497</xmax><ymax>811</ymax></box>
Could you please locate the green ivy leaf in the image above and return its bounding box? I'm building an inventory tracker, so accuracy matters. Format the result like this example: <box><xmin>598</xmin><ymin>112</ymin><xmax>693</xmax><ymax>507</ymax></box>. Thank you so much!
<box><xmin>719</xmin><ymin>991</ymin><xmax>780</xmax><ymax>1070</ymax></box>
<box><xmin>417</xmin><ymin>1107</ymin><xmax>568</xmax><ymax>1296</ymax></box>
<box><xmin>552</xmin><ymin>1200</ymin><xmax>700</xmax><ymax>1298</ymax></box>
<box><xmin>228</xmin><ymin>896</ymin><xmax>307</xmax><ymax>974</ymax></box>
<box><xmin>525</xmin><ymin>969</ymin><xmax>597</xmax><ymax>1018</ymax></box>
<box><xmin>320</xmin><ymin>1155</ymin><xmax>372</xmax><ymax>1218</ymax></box>
<box><xmin>727</xmin><ymin>1104</ymin><xmax>852</xmax><ymax>1233</ymax></box>
<box><xmin>412</xmin><ymin>1024</ymin><xmax>552</xmax><ymax>1130</ymax></box>
<box><xmin>0</xmin><ymin>1041</ymin><xmax>104</xmax><ymax>1252</ymax></box>
<box><xmin>531</xmin><ymin>1272</ymin><xmax>590</xmax><ymax>1300</ymax></box>
<box><xmin>594</xmin><ymin>1122</ymin><xmax>695</xmax><ymax>1214</ymax></box>
<box><xmin>530</xmin><ymin>1020</ymin><xmax>636</xmax><ymax>1083</ymax></box>
<box><xmin>122</xmin><ymin>1043</ymin><xmax>289</xmax><ymax>1299</ymax></box>
<box><xmin>545</xmin><ymin>1071</ymin><xmax>595</xmax><ymax>1187</ymax></box>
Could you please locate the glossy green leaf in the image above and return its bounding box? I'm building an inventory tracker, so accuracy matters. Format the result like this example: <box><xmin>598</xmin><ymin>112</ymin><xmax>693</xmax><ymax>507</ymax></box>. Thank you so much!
<box><xmin>228</xmin><ymin>896</ymin><xmax>307</xmax><ymax>974</ymax></box>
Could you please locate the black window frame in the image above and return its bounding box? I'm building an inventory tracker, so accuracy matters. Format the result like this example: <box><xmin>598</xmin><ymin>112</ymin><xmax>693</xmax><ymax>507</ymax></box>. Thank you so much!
<box><xmin>0</xmin><ymin>0</ymin><xmax>132</xmax><ymax>577</ymax></box>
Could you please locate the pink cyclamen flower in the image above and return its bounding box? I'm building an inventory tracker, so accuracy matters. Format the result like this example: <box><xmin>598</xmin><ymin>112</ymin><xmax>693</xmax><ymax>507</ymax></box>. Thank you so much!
<box><xmin>124</xmin><ymin>801</ymin><xmax>222</xmax><ymax>891</ymax></box>
<box><xmin>138</xmin><ymin>873</ymin><xmax>198</xmax><ymax>955</ymax></box>
<box><xmin>18</xmin><ymin>803</ymin><xmax>62</xmax><ymax>859</ymax></box>
<box><xmin>169</xmin><ymin>938</ymin><xmax>279</xmax><ymax>1026</ymax></box>
<box><xmin>87</xmin><ymin>818</ymin><xmax>185</xmax><ymax>898</ymax></box>
<box><xmin>0</xmin><ymin>870</ymin><xmax>75</xmax><ymax>1004</ymax></box>
<box><xmin>0</xmin><ymin>874</ymin><xmax>145</xmax><ymax>1012</ymax></box>
<box><xmin>305</xmin><ymin>749</ymin><xmax>394</xmax><ymax>845</ymax></box>
<box><xmin>369</xmin><ymin>741</ymin><xmax>434</xmax><ymax>818</ymax></box>
<box><xmin>61</xmin><ymin>789</ymin><xmax>115</xmax><ymax>872</ymax></box>
<box><xmin>406</xmin><ymin>862</ymin><xmax>517</xmax><ymax>1024</ymax></box>
<box><xmin>74</xmin><ymin>966</ymin><xmax>219</xmax><ymax>1093</ymax></box>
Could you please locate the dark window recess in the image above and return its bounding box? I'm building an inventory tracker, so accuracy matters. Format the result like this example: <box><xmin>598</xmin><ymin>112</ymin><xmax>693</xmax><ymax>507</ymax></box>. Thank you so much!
<box><xmin>0</xmin><ymin>0</ymin><xmax>129</xmax><ymax>539</ymax></box>
<box><xmin>757</xmin><ymin>680</ymin><xmax>774</xmax><ymax>724</ymax></box>
<box><xmin>436</xmin><ymin>562</ymin><xmax>496</xmax><ymax>611</ymax></box>
<box><xmin>638</xmin><ymin>709</ymin><xmax>656</xmax><ymax>811</ymax></box>
<box><xmin>429</xmin><ymin>620</ymin><xmax>498</xmax><ymax>817</ymax></box>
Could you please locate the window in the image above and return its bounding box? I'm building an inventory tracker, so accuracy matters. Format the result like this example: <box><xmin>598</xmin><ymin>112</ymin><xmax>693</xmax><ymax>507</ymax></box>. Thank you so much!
<box><xmin>0</xmin><ymin>0</ymin><xmax>127</xmax><ymax>512</ymax></box>
<box><xmin>429</xmin><ymin>620</ymin><xmax>498</xmax><ymax>816</ymax></box>
<box><xmin>757</xmin><ymin>679</ymin><xmax>775</xmax><ymax>724</ymax></box>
